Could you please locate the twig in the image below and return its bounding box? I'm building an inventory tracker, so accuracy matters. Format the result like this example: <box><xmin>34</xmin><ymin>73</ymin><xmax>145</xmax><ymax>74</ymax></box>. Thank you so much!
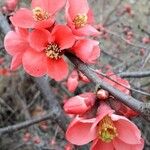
<box><xmin>90</xmin><ymin>68</ymin><xmax>150</xmax><ymax>96</ymax></box>
<box><xmin>103</xmin><ymin>0</ymin><xmax>123</xmax><ymax>25</ymax></box>
<box><xmin>138</xmin><ymin>25</ymin><xmax>150</xmax><ymax>37</ymax></box>
<box><xmin>141</xmin><ymin>51</ymin><xmax>150</xmax><ymax>69</ymax></box>
<box><xmin>119</xmin><ymin>70</ymin><xmax>150</xmax><ymax>78</ymax></box>
<box><xmin>0</xmin><ymin>46</ymin><xmax>4</xmax><ymax>50</ymax></box>
<box><xmin>0</xmin><ymin>112</ymin><xmax>54</xmax><ymax>136</ymax></box>
<box><xmin>107</xmin><ymin>30</ymin><xmax>149</xmax><ymax>50</ymax></box>
<box><xmin>34</xmin><ymin>77</ymin><xmax>69</xmax><ymax>132</ymax></box>
<box><xmin>101</xmin><ymin>49</ymin><xmax>123</xmax><ymax>62</ymax></box>
<box><xmin>0</xmin><ymin>12</ymin><xmax>11</xmax><ymax>34</ymax></box>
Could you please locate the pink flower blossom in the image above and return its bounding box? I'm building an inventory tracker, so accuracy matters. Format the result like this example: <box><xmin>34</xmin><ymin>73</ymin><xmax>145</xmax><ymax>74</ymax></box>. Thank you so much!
<box><xmin>96</xmin><ymin>89</ymin><xmax>109</xmax><ymax>100</ymax></box>
<box><xmin>142</xmin><ymin>37</ymin><xmax>150</xmax><ymax>44</ymax></box>
<box><xmin>67</xmin><ymin>69</ymin><xmax>79</xmax><ymax>93</ymax></box>
<box><xmin>66</xmin><ymin>103</ymin><xmax>144</xmax><ymax>150</ymax></box>
<box><xmin>10</xmin><ymin>0</ymin><xmax>66</xmax><ymax>29</ymax></box>
<box><xmin>22</xmin><ymin>25</ymin><xmax>75</xmax><ymax>81</ymax></box>
<box><xmin>66</xmin><ymin>69</ymin><xmax>91</xmax><ymax>92</ymax></box>
<box><xmin>66</xmin><ymin>0</ymin><xmax>99</xmax><ymax>36</ymax></box>
<box><xmin>4</xmin><ymin>28</ymin><xmax>29</xmax><ymax>70</ymax></box>
<box><xmin>4</xmin><ymin>0</ymin><xmax>19</xmax><ymax>12</ymax></box>
<box><xmin>64</xmin><ymin>92</ymin><xmax>96</xmax><ymax>115</ymax></box>
<box><xmin>72</xmin><ymin>39</ymin><xmax>100</xmax><ymax>64</ymax></box>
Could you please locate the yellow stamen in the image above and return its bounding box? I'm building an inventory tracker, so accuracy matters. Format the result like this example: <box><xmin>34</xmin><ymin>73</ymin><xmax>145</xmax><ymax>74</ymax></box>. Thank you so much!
<box><xmin>32</xmin><ymin>7</ymin><xmax>50</xmax><ymax>21</ymax></box>
<box><xmin>98</xmin><ymin>115</ymin><xmax>118</xmax><ymax>143</ymax></box>
<box><xmin>73</xmin><ymin>14</ymin><xmax>87</xmax><ymax>29</ymax></box>
<box><xmin>45</xmin><ymin>43</ymin><xmax>62</xmax><ymax>59</ymax></box>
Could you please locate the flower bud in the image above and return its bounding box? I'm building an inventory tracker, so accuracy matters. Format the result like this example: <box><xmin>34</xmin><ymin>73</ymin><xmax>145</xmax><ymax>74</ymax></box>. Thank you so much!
<box><xmin>65</xmin><ymin>143</ymin><xmax>74</xmax><ymax>150</ymax></box>
<box><xmin>67</xmin><ymin>69</ymin><xmax>79</xmax><ymax>93</ymax></box>
<box><xmin>33</xmin><ymin>136</ymin><xmax>41</xmax><ymax>144</ymax></box>
<box><xmin>5</xmin><ymin>0</ymin><xmax>18</xmax><ymax>11</ymax></box>
<box><xmin>23</xmin><ymin>132</ymin><xmax>31</xmax><ymax>143</ymax></box>
<box><xmin>96</xmin><ymin>89</ymin><xmax>109</xmax><ymax>100</ymax></box>
<box><xmin>64</xmin><ymin>92</ymin><xmax>96</xmax><ymax>115</ymax></box>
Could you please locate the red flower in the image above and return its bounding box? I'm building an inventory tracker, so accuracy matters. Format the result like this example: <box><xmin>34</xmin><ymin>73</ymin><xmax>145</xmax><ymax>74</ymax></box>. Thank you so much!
<box><xmin>66</xmin><ymin>69</ymin><xmax>90</xmax><ymax>93</ymax></box>
<box><xmin>64</xmin><ymin>92</ymin><xmax>96</xmax><ymax>115</ymax></box>
<box><xmin>72</xmin><ymin>39</ymin><xmax>100</xmax><ymax>64</ymax></box>
<box><xmin>66</xmin><ymin>103</ymin><xmax>144</xmax><ymax>150</ymax></box>
<box><xmin>10</xmin><ymin>0</ymin><xmax>66</xmax><ymax>29</ymax></box>
<box><xmin>67</xmin><ymin>69</ymin><xmax>79</xmax><ymax>93</ymax></box>
<box><xmin>22</xmin><ymin>25</ymin><xmax>75</xmax><ymax>81</ymax></box>
<box><xmin>66</xmin><ymin>0</ymin><xmax>99</xmax><ymax>36</ymax></box>
<box><xmin>96</xmin><ymin>89</ymin><xmax>109</xmax><ymax>100</ymax></box>
<box><xmin>4</xmin><ymin>28</ymin><xmax>29</xmax><ymax>70</ymax></box>
<box><xmin>4</xmin><ymin>0</ymin><xmax>19</xmax><ymax>12</ymax></box>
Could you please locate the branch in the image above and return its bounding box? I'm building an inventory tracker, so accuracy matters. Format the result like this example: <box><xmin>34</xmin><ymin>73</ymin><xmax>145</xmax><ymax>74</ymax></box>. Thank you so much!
<box><xmin>103</xmin><ymin>0</ymin><xmax>123</xmax><ymax>26</ymax></box>
<box><xmin>107</xmin><ymin>30</ymin><xmax>149</xmax><ymax>50</ymax></box>
<box><xmin>34</xmin><ymin>77</ymin><xmax>69</xmax><ymax>132</ymax></box>
<box><xmin>68</xmin><ymin>54</ymin><xmax>150</xmax><ymax>122</ymax></box>
<box><xmin>119</xmin><ymin>70</ymin><xmax>150</xmax><ymax>78</ymax></box>
<box><xmin>0</xmin><ymin>112</ymin><xmax>54</xmax><ymax>136</ymax></box>
<box><xmin>0</xmin><ymin>12</ymin><xmax>11</xmax><ymax>34</ymax></box>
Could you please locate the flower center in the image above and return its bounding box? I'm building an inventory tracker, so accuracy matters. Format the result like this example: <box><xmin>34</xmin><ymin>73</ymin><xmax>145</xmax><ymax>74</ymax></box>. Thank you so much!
<box><xmin>32</xmin><ymin>7</ymin><xmax>50</xmax><ymax>21</ymax></box>
<box><xmin>73</xmin><ymin>14</ymin><xmax>87</xmax><ymax>29</ymax></box>
<box><xmin>98</xmin><ymin>115</ymin><xmax>118</xmax><ymax>143</ymax></box>
<box><xmin>45</xmin><ymin>43</ymin><xmax>62</xmax><ymax>59</ymax></box>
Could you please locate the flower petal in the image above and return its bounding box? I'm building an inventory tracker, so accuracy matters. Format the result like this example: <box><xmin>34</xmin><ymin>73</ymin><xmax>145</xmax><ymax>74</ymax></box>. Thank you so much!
<box><xmin>91</xmin><ymin>103</ymin><xmax>114</xmax><ymax>130</ymax></box>
<box><xmin>52</xmin><ymin>25</ymin><xmax>75</xmax><ymax>50</ymax></box>
<box><xmin>10</xmin><ymin>8</ymin><xmax>34</xmax><ymax>28</ymax></box>
<box><xmin>31</xmin><ymin>0</ymin><xmax>66</xmax><ymax>14</ymax></box>
<box><xmin>47</xmin><ymin>58</ymin><xmax>68</xmax><ymax>81</ymax></box>
<box><xmin>133</xmin><ymin>139</ymin><xmax>144</xmax><ymax>150</ymax></box>
<box><xmin>66</xmin><ymin>116</ymin><xmax>97</xmax><ymax>145</ymax></box>
<box><xmin>4</xmin><ymin>31</ymin><xmax>28</xmax><ymax>56</ymax></box>
<box><xmin>72</xmin><ymin>39</ymin><xmax>100</xmax><ymax>64</ymax></box>
<box><xmin>29</xmin><ymin>29</ymin><xmax>51</xmax><ymax>52</ymax></box>
<box><xmin>88</xmin><ymin>45</ymin><xmax>100</xmax><ymax>63</ymax></box>
<box><xmin>64</xmin><ymin>92</ymin><xmax>96</xmax><ymax>115</ymax></box>
<box><xmin>112</xmin><ymin>114</ymin><xmax>142</xmax><ymax>144</ymax></box>
<box><xmin>67</xmin><ymin>0</ymin><xmax>89</xmax><ymax>19</ymax></box>
<box><xmin>67</xmin><ymin>69</ymin><xmax>79</xmax><ymax>93</ymax></box>
<box><xmin>113</xmin><ymin>138</ymin><xmax>144</xmax><ymax>150</ymax></box>
<box><xmin>113</xmin><ymin>138</ymin><xmax>132</xmax><ymax>150</ymax></box>
<box><xmin>64</xmin><ymin>96</ymin><xmax>89</xmax><ymax>115</ymax></box>
<box><xmin>34</xmin><ymin>17</ymin><xmax>55</xmax><ymax>29</ymax></box>
<box><xmin>87</xmin><ymin>9</ymin><xmax>95</xmax><ymax>24</ymax></box>
<box><xmin>91</xmin><ymin>139</ymin><xmax>114</xmax><ymax>150</ymax></box>
<box><xmin>22</xmin><ymin>48</ymin><xmax>47</xmax><ymax>77</ymax></box>
<box><xmin>10</xmin><ymin>53</ymin><xmax>22</xmax><ymax>70</ymax></box>
<box><xmin>73</xmin><ymin>24</ymin><xmax>100</xmax><ymax>37</ymax></box>
<box><xmin>15</xmin><ymin>28</ymin><xmax>29</xmax><ymax>39</ymax></box>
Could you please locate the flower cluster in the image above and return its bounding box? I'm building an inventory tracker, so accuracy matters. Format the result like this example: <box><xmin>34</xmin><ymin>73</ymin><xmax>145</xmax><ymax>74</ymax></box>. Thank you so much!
<box><xmin>64</xmin><ymin>99</ymin><xmax>144</xmax><ymax>149</ymax></box>
<box><xmin>4</xmin><ymin>0</ymin><xmax>144</xmax><ymax>149</ymax></box>
<box><xmin>64</xmin><ymin>70</ymin><xmax>144</xmax><ymax>149</ymax></box>
<box><xmin>4</xmin><ymin>0</ymin><xmax>100</xmax><ymax>81</ymax></box>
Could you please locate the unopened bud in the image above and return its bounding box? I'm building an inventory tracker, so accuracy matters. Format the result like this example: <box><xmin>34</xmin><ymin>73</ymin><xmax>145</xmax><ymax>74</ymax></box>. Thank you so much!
<box><xmin>97</xmin><ymin>89</ymin><xmax>109</xmax><ymax>100</ymax></box>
